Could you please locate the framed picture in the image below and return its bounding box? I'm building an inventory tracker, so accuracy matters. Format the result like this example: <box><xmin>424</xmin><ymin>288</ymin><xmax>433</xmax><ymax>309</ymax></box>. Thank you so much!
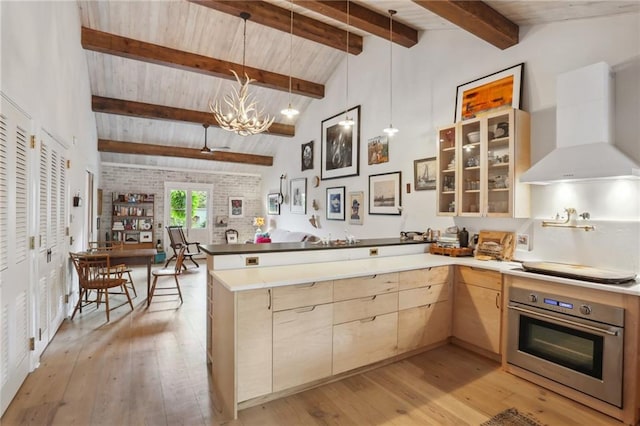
<box><xmin>215</xmin><ymin>215</ymin><xmax>228</xmax><ymax>227</ymax></box>
<box><xmin>301</xmin><ymin>140</ymin><xmax>314</xmax><ymax>171</ymax></box>
<box><xmin>229</xmin><ymin>197</ymin><xmax>244</xmax><ymax>218</ymax></box>
<box><xmin>226</xmin><ymin>233</ymin><xmax>238</xmax><ymax>244</ymax></box>
<box><xmin>414</xmin><ymin>157</ymin><xmax>437</xmax><ymax>191</ymax></box>
<box><xmin>367</xmin><ymin>135</ymin><xmax>389</xmax><ymax>165</ymax></box>
<box><xmin>369</xmin><ymin>171</ymin><xmax>402</xmax><ymax>215</ymax></box>
<box><xmin>321</xmin><ymin>105</ymin><xmax>360</xmax><ymax>180</ymax></box>
<box><xmin>267</xmin><ymin>193</ymin><xmax>280</xmax><ymax>215</ymax></box>
<box><xmin>454</xmin><ymin>63</ymin><xmax>524</xmax><ymax>122</ymax></box>
<box><xmin>348</xmin><ymin>191</ymin><xmax>364</xmax><ymax>225</ymax></box>
<box><xmin>326</xmin><ymin>186</ymin><xmax>345</xmax><ymax>221</ymax></box>
<box><xmin>290</xmin><ymin>178</ymin><xmax>307</xmax><ymax>214</ymax></box>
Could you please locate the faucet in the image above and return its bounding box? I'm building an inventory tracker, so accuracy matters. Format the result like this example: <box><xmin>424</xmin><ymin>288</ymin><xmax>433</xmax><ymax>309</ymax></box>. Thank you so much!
<box><xmin>542</xmin><ymin>208</ymin><xmax>595</xmax><ymax>231</ymax></box>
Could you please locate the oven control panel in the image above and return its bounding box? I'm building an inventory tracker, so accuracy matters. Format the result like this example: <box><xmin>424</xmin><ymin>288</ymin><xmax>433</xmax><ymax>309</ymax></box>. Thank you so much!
<box><xmin>509</xmin><ymin>287</ymin><xmax>624</xmax><ymax>326</ymax></box>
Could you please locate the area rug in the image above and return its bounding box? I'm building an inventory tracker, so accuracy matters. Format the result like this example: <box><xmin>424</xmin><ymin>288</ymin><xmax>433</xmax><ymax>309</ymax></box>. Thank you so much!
<box><xmin>481</xmin><ymin>408</ymin><xmax>543</xmax><ymax>426</ymax></box>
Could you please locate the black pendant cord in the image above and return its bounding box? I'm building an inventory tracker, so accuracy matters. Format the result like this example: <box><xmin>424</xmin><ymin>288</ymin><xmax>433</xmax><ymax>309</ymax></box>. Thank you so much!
<box><xmin>240</xmin><ymin>12</ymin><xmax>250</xmax><ymax>76</ymax></box>
<box><xmin>278</xmin><ymin>174</ymin><xmax>285</xmax><ymax>204</ymax></box>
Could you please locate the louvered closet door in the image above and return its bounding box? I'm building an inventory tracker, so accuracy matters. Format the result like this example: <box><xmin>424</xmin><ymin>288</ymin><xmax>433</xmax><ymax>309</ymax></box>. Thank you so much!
<box><xmin>0</xmin><ymin>96</ymin><xmax>32</xmax><ymax>415</ymax></box>
<box><xmin>35</xmin><ymin>130</ymin><xmax>67</xmax><ymax>359</ymax></box>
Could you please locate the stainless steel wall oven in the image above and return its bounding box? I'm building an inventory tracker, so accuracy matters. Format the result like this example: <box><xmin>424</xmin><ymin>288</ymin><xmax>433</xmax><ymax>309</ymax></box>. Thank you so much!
<box><xmin>507</xmin><ymin>287</ymin><xmax>624</xmax><ymax>407</ymax></box>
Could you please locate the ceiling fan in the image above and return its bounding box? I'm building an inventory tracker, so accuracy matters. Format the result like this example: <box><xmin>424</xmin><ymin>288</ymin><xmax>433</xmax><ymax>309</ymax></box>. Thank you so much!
<box><xmin>201</xmin><ymin>124</ymin><xmax>231</xmax><ymax>153</ymax></box>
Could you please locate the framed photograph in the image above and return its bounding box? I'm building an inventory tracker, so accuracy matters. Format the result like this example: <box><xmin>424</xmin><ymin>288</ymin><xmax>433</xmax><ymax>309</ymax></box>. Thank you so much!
<box><xmin>229</xmin><ymin>197</ymin><xmax>244</xmax><ymax>218</ymax></box>
<box><xmin>321</xmin><ymin>105</ymin><xmax>360</xmax><ymax>180</ymax></box>
<box><xmin>516</xmin><ymin>233</ymin><xmax>531</xmax><ymax>251</ymax></box>
<box><xmin>267</xmin><ymin>193</ymin><xmax>280</xmax><ymax>215</ymax></box>
<box><xmin>290</xmin><ymin>178</ymin><xmax>307</xmax><ymax>214</ymax></box>
<box><xmin>326</xmin><ymin>186</ymin><xmax>345</xmax><ymax>221</ymax></box>
<box><xmin>215</xmin><ymin>215</ymin><xmax>228</xmax><ymax>227</ymax></box>
<box><xmin>414</xmin><ymin>157</ymin><xmax>437</xmax><ymax>191</ymax></box>
<box><xmin>369</xmin><ymin>171</ymin><xmax>402</xmax><ymax>215</ymax></box>
<box><xmin>348</xmin><ymin>191</ymin><xmax>364</xmax><ymax>225</ymax></box>
<box><xmin>454</xmin><ymin>63</ymin><xmax>524</xmax><ymax>122</ymax></box>
<box><xmin>301</xmin><ymin>140</ymin><xmax>314</xmax><ymax>171</ymax></box>
<box><xmin>367</xmin><ymin>135</ymin><xmax>389</xmax><ymax>165</ymax></box>
<box><xmin>227</xmin><ymin>233</ymin><xmax>238</xmax><ymax>244</ymax></box>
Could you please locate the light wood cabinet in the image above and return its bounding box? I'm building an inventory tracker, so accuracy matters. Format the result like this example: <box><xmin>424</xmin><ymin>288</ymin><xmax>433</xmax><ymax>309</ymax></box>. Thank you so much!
<box><xmin>333</xmin><ymin>312</ymin><xmax>398</xmax><ymax>374</ymax></box>
<box><xmin>273</xmin><ymin>303</ymin><xmax>333</xmax><ymax>392</ymax></box>
<box><xmin>333</xmin><ymin>273</ymin><xmax>398</xmax><ymax>302</ymax></box>
<box><xmin>398</xmin><ymin>266</ymin><xmax>450</xmax><ymax>291</ymax></box>
<box><xmin>333</xmin><ymin>292</ymin><xmax>398</xmax><ymax>325</ymax></box>
<box><xmin>237</xmin><ymin>289</ymin><xmax>272</xmax><ymax>402</ymax></box>
<box><xmin>437</xmin><ymin>108</ymin><xmax>530</xmax><ymax>218</ymax></box>
<box><xmin>398</xmin><ymin>302</ymin><xmax>452</xmax><ymax>352</ymax></box>
<box><xmin>272</xmin><ymin>280</ymin><xmax>332</xmax><ymax>312</ymax></box>
<box><xmin>452</xmin><ymin>266</ymin><xmax>502</xmax><ymax>355</ymax></box>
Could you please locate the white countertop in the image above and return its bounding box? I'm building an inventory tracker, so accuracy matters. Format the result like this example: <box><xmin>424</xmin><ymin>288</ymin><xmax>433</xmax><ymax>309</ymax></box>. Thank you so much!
<box><xmin>211</xmin><ymin>253</ymin><xmax>640</xmax><ymax>296</ymax></box>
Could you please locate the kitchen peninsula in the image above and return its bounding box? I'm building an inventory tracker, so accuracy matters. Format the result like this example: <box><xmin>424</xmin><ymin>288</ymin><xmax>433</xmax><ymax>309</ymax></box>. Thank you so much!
<box><xmin>200</xmin><ymin>241</ymin><xmax>640</xmax><ymax>425</ymax></box>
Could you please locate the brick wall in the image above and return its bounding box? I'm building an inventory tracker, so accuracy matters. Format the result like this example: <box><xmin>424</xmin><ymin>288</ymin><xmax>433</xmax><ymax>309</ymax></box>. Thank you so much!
<box><xmin>99</xmin><ymin>165</ymin><xmax>262</xmax><ymax>245</ymax></box>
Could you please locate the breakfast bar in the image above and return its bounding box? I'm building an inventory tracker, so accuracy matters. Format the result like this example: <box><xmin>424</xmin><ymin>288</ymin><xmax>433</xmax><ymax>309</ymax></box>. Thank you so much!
<box><xmin>200</xmin><ymin>241</ymin><xmax>640</xmax><ymax>425</ymax></box>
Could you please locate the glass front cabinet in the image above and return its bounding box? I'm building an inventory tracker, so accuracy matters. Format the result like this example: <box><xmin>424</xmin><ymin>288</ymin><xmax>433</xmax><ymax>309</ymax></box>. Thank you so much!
<box><xmin>437</xmin><ymin>108</ymin><xmax>530</xmax><ymax>218</ymax></box>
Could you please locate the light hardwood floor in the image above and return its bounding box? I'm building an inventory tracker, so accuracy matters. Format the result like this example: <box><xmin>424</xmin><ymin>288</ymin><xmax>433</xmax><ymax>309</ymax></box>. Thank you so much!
<box><xmin>2</xmin><ymin>265</ymin><xmax>622</xmax><ymax>425</ymax></box>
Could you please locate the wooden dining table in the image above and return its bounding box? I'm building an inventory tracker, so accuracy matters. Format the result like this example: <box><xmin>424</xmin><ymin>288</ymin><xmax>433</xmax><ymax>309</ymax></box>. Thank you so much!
<box><xmin>96</xmin><ymin>248</ymin><xmax>157</xmax><ymax>306</ymax></box>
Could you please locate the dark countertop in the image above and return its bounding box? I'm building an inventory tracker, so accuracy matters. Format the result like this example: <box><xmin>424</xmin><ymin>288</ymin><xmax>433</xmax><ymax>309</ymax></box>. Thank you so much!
<box><xmin>199</xmin><ymin>238</ymin><xmax>431</xmax><ymax>256</ymax></box>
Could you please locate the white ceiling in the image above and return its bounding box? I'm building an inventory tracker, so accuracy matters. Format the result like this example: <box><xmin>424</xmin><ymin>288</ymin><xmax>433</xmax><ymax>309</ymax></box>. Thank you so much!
<box><xmin>78</xmin><ymin>0</ymin><xmax>640</xmax><ymax>174</ymax></box>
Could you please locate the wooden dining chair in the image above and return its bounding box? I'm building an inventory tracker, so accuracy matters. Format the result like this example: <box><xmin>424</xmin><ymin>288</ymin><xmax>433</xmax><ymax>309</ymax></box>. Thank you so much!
<box><xmin>149</xmin><ymin>246</ymin><xmax>185</xmax><ymax>305</ymax></box>
<box><xmin>69</xmin><ymin>252</ymin><xmax>134</xmax><ymax>322</ymax></box>
<box><xmin>164</xmin><ymin>226</ymin><xmax>200</xmax><ymax>269</ymax></box>
<box><xmin>87</xmin><ymin>241</ymin><xmax>137</xmax><ymax>297</ymax></box>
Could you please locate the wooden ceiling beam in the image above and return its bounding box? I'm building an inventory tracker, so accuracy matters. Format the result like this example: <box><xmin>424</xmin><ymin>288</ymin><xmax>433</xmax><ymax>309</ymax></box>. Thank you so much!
<box><xmin>98</xmin><ymin>139</ymin><xmax>274</xmax><ymax>166</ymax></box>
<box><xmin>187</xmin><ymin>0</ymin><xmax>363</xmax><ymax>54</ymax></box>
<box><xmin>91</xmin><ymin>96</ymin><xmax>295</xmax><ymax>137</ymax></box>
<box><xmin>413</xmin><ymin>1</ymin><xmax>518</xmax><ymax>50</ymax></box>
<box><xmin>295</xmin><ymin>1</ymin><xmax>419</xmax><ymax>48</ymax></box>
<box><xmin>81</xmin><ymin>27</ymin><xmax>324</xmax><ymax>99</ymax></box>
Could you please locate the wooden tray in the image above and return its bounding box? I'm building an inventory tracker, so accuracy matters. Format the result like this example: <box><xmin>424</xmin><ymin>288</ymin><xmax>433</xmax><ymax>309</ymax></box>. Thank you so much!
<box><xmin>429</xmin><ymin>245</ymin><xmax>473</xmax><ymax>257</ymax></box>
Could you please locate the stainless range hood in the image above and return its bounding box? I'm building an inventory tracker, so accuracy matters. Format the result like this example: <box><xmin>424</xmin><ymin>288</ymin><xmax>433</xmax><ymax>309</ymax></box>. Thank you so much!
<box><xmin>520</xmin><ymin>62</ymin><xmax>640</xmax><ymax>184</ymax></box>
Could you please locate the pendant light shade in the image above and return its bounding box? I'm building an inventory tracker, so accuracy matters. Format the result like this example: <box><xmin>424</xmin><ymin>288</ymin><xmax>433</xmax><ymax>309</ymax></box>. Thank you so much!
<box><xmin>281</xmin><ymin>0</ymin><xmax>299</xmax><ymax>118</ymax></box>
<box><xmin>383</xmin><ymin>10</ymin><xmax>398</xmax><ymax>136</ymax></box>
<box><xmin>339</xmin><ymin>1</ymin><xmax>354</xmax><ymax>128</ymax></box>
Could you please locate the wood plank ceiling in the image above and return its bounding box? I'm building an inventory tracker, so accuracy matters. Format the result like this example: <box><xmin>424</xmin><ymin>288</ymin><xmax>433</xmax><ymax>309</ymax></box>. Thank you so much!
<box><xmin>78</xmin><ymin>0</ymin><xmax>640</xmax><ymax>174</ymax></box>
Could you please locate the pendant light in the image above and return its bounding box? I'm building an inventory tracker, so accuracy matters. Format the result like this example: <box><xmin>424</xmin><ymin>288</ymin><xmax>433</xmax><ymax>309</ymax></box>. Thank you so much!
<box><xmin>338</xmin><ymin>1</ymin><xmax>354</xmax><ymax>128</ymax></box>
<box><xmin>281</xmin><ymin>0</ymin><xmax>299</xmax><ymax>118</ymax></box>
<box><xmin>210</xmin><ymin>12</ymin><xmax>274</xmax><ymax>136</ymax></box>
<box><xmin>201</xmin><ymin>124</ymin><xmax>212</xmax><ymax>153</ymax></box>
<box><xmin>383</xmin><ymin>10</ymin><xmax>399</xmax><ymax>136</ymax></box>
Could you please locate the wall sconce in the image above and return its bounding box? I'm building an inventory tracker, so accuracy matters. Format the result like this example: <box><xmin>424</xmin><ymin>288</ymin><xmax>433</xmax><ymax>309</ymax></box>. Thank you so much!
<box><xmin>277</xmin><ymin>174</ymin><xmax>286</xmax><ymax>204</ymax></box>
<box><xmin>309</xmin><ymin>214</ymin><xmax>319</xmax><ymax>229</ymax></box>
<box><xmin>73</xmin><ymin>193</ymin><xmax>82</xmax><ymax>207</ymax></box>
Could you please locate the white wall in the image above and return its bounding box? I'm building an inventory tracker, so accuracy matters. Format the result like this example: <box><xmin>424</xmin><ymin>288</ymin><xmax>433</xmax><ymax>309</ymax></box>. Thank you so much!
<box><xmin>265</xmin><ymin>13</ymin><xmax>640</xmax><ymax>273</ymax></box>
<box><xmin>1</xmin><ymin>1</ymin><xmax>98</xmax><ymax>253</ymax></box>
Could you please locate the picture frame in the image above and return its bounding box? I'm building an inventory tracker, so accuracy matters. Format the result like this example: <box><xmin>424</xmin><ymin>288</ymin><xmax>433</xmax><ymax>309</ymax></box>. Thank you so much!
<box><xmin>414</xmin><ymin>157</ymin><xmax>437</xmax><ymax>191</ymax></box>
<box><xmin>290</xmin><ymin>178</ymin><xmax>307</xmax><ymax>214</ymax></box>
<box><xmin>215</xmin><ymin>215</ymin><xmax>228</xmax><ymax>227</ymax></box>
<box><xmin>369</xmin><ymin>171</ymin><xmax>402</xmax><ymax>215</ymax></box>
<box><xmin>326</xmin><ymin>186</ymin><xmax>345</xmax><ymax>221</ymax></box>
<box><xmin>226</xmin><ymin>233</ymin><xmax>238</xmax><ymax>244</ymax></box>
<box><xmin>454</xmin><ymin>63</ymin><xmax>524</xmax><ymax>122</ymax></box>
<box><xmin>267</xmin><ymin>193</ymin><xmax>280</xmax><ymax>215</ymax></box>
<box><xmin>367</xmin><ymin>135</ymin><xmax>389</xmax><ymax>165</ymax></box>
<box><xmin>321</xmin><ymin>105</ymin><xmax>360</xmax><ymax>180</ymax></box>
<box><xmin>229</xmin><ymin>197</ymin><xmax>244</xmax><ymax>218</ymax></box>
<box><xmin>348</xmin><ymin>191</ymin><xmax>364</xmax><ymax>225</ymax></box>
<box><xmin>301</xmin><ymin>140</ymin><xmax>314</xmax><ymax>171</ymax></box>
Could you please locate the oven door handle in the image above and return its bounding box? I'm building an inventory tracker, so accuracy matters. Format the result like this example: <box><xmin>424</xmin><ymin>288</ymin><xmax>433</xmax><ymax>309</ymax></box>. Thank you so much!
<box><xmin>508</xmin><ymin>305</ymin><xmax>620</xmax><ymax>336</ymax></box>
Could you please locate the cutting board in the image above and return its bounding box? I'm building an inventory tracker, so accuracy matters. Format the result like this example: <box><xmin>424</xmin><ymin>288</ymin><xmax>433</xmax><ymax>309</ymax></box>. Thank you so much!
<box><xmin>475</xmin><ymin>231</ymin><xmax>515</xmax><ymax>261</ymax></box>
<box><xmin>522</xmin><ymin>261</ymin><xmax>637</xmax><ymax>284</ymax></box>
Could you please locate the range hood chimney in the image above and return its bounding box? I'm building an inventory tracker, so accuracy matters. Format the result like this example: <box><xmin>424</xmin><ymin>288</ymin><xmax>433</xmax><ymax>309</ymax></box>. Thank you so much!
<box><xmin>520</xmin><ymin>62</ymin><xmax>639</xmax><ymax>184</ymax></box>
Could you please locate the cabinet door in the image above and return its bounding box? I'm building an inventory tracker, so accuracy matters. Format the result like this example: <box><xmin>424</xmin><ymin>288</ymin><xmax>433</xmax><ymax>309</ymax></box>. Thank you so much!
<box><xmin>272</xmin><ymin>280</ymin><xmax>332</xmax><ymax>311</ymax></box>
<box><xmin>398</xmin><ymin>301</ymin><xmax>452</xmax><ymax>353</ymax></box>
<box><xmin>237</xmin><ymin>289</ymin><xmax>272</xmax><ymax>402</ymax></box>
<box><xmin>273</xmin><ymin>303</ymin><xmax>333</xmax><ymax>392</ymax></box>
<box><xmin>398</xmin><ymin>284</ymin><xmax>448</xmax><ymax>310</ymax></box>
<box><xmin>437</xmin><ymin>125</ymin><xmax>458</xmax><ymax>215</ymax></box>
<box><xmin>333</xmin><ymin>312</ymin><xmax>398</xmax><ymax>374</ymax></box>
<box><xmin>399</xmin><ymin>266</ymin><xmax>449</xmax><ymax>291</ymax></box>
<box><xmin>459</xmin><ymin>118</ymin><xmax>483</xmax><ymax>216</ymax></box>
<box><xmin>453</xmin><ymin>282</ymin><xmax>501</xmax><ymax>354</ymax></box>
<box><xmin>333</xmin><ymin>273</ymin><xmax>398</xmax><ymax>302</ymax></box>
<box><xmin>333</xmin><ymin>292</ymin><xmax>398</xmax><ymax>325</ymax></box>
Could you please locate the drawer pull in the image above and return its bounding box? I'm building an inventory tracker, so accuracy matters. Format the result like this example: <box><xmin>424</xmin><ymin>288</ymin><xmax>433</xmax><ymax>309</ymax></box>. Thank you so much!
<box><xmin>426</xmin><ymin>285</ymin><xmax>432</xmax><ymax>290</ymax></box>
<box><xmin>267</xmin><ymin>289</ymin><xmax>272</xmax><ymax>310</ymax></box>
<box><xmin>360</xmin><ymin>316</ymin><xmax>376</xmax><ymax>323</ymax></box>
<box><xmin>362</xmin><ymin>295</ymin><xmax>377</xmax><ymax>302</ymax></box>
<box><xmin>295</xmin><ymin>305</ymin><xmax>316</xmax><ymax>313</ymax></box>
<box><xmin>495</xmin><ymin>293</ymin><xmax>500</xmax><ymax>309</ymax></box>
<box><xmin>299</xmin><ymin>282</ymin><xmax>317</xmax><ymax>288</ymax></box>
<box><xmin>370</xmin><ymin>274</ymin><xmax>377</xmax><ymax>279</ymax></box>
<box><xmin>418</xmin><ymin>304</ymin><xmax>433</xmax><ymax>309</ymax></box>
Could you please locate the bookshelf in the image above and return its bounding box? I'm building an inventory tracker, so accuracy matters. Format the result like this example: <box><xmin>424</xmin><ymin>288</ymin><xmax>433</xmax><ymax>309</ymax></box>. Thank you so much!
<box><xmin>111</xmin><ymin>192</ymin><xmax>155</xmax><ymax>249</ymax></box>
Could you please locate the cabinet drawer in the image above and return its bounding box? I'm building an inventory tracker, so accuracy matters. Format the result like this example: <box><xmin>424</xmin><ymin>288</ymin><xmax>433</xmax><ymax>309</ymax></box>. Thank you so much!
<box><xmin>398</xmin><ymin>283</ymin><xmax>449</xmax><ymax>310</ymax></box>
<box><xmin>333</xmin><ymin>292</ymin><xmax>398</xmax><ymax>325</ymax></box>
<box><xmin>398</xmin><ymin>301</ymin><xmax>452</xmax><ymax>352</ymax></box>
<box><xmin>399</xmin><ymin>266</ymin><xmax>450</xmax><ymax>291</ymax></box>
<box><xmin>272</xmin><ymin>280</ymin><xmax>333</xmax><ymax>311</ymax></box>
<box><xmin>457</xmin><ymin>266</ymin><xmax>501</xmax><ymax>291</ymax></box>
<box><xmin>333</xmin><ymin>312</ymin><xmax>398</xmax><ymax>374</ymax></box>
<box><xmin>333</xmin><ymin>273</ymin><xmax>398</xmax><ymax>302</ymax></box>
<box><xmin>273</xmin><ymin>303</ymin><xmax>333</xmax><ymax>392</ymax></box>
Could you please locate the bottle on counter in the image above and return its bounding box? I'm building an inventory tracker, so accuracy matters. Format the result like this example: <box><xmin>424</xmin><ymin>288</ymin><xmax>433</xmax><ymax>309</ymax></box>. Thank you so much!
<box><xmin>459</xmin><ymin>227</ymin><xmax>469</xmax><ymax>248</ymax></box>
